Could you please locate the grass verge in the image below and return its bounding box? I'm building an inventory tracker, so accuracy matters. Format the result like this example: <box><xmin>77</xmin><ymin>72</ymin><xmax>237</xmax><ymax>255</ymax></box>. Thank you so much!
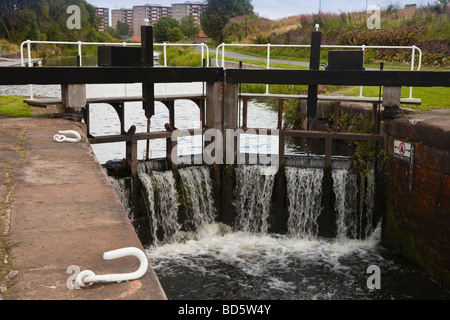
<box><xmin>337</xmin><ymin>86</ymin><xmax>450</xmax><ymax>110</ymax></box>
<box><xmin>0</xmin><ymin>128</ymin><xmax>26</xmax><ymax>300</ymax></box>
<box><xmin>0</xmin><ymin>162</ymin><xmax>16</xmax><ymax>300</ymax></box>
<box><xmin>0</xmin><ymin>96</ymin><xmax>35</xmax><ymax>118</ymax></box>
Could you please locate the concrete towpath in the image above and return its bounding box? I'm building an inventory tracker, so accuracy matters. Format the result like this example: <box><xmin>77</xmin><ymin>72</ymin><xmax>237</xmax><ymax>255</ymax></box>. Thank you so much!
<box><xmin>195</xmin><ymin>46</ymin><xmax>310</xmax><ymax>68</ymax></box>
<box><xmin>0</xmin><ymin>117</ymin><xmax>167</xmax><ymax>300</ymax></box>
<box><xmin>214</xmin><ymin>49</ymin><xmax>310</xmax><ymax>68</ymax></box>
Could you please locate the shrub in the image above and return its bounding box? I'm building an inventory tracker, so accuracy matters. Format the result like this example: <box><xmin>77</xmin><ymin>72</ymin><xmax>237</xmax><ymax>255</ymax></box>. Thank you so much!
<box><xmin>222</xmin><ymin>14</ymin><xmax>273</xmax><ymax>43</ymax></box>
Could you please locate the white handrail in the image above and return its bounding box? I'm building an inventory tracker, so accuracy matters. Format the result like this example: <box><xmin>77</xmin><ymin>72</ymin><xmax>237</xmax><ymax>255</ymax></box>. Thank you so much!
<box><xmin>20</xmin><ymin>39</ymin><xmax>209</xmax><ymax>68</ymax></box>
<box><xmin>215</xmin><ymin>43</ymin><xmax>422</xmax><ymax>99</ymax></box>
<box><xmin>20</xmin><ymin>40</ymin><xmax>209</xmax><ymax>98</ymax></box>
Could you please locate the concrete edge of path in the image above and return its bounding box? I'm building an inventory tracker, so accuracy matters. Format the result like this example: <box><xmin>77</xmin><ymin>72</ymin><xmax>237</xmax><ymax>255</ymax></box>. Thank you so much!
<box><xmin>1</xmin><ymin>117</ymin><xmax>167</xmax><ymax>300</ymax></box>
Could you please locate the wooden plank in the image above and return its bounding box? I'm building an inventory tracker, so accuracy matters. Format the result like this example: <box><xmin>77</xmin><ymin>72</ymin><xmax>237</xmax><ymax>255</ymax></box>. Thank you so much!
<box><xmin>89</xmin><ymin>131</ymin><xmax>171</xmax><ymax>144</ymax></box>
<box><xmin>23</xmin><ymin>98</ymin><xmax>62</xmax><ymax>107</ymax></box>
<box><xmin>24</xmin><ymin>93</ymin><xmax>207</xmax><ymax>108</ymax></box>
<box><xmin>89</xmin><ymin>128</ymin><xmax>203</xmax><ymax>144</ymax></box>
<box><xmin>240</xmin><ymin>93</ymin><xmax>422</xmax><ymax>105</ymax></box>
<box><xmin>239</xmin><ymin>128</ymin><xmax>280</xmax><ymax>135</ymax></box>
<box><xmin>278</xmin><ymin>99</ymin><xmax>283</xmax><ymax>129</ymax></box>
<box><xmin>283</xmin><ymin>129</ymin><xmax>382</xmax><ymax>141</ymax></box>
<box><xmin>155</xmin><ymin>93</ymin><xmax>206</xmax><ymax>101</ymax></box>
<box><xmin>86</xmin><ymin>96</ymin><xmax>142</xmax><ymax>104</ymax></box>
<box><xmin>283</xmin><ymin>130</ymin><xmax>329</xmax><ymax>139</ymax></box>
<box><xmin>126</xmin><ymin>137</ymin><xmax>138</xmax><ymax>179</ymax></box>
<box><xmin>331</xmin><ymin>132</ymin><xmax>382</xmax><ymax>141</ymax></box>
<box><xmin>22</xmin><ymin>92</ymin><xmax>420</xmax><ymax>107</ymax></box>
<box><xmin>242</xmin><ymin>98</ymin><xmax>248</xmax><ymax>128</ymax></box>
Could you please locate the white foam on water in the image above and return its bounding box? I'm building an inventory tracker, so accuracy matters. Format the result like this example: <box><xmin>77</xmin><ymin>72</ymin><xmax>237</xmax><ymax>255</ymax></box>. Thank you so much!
<box><xmin>147</xmin><ymin>222</ymin><xmax>382</xmax><ymax>293</ymax></box>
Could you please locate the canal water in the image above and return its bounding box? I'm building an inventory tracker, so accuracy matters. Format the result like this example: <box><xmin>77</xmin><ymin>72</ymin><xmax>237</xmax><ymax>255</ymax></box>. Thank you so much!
<box><xmin>1</xmin><ymin>58</ymin><xmax>449</xmax><ymax>300</ymax></box>
<box><xmin>133</xmin><ymin>164</ymin><xmax>450</xmax><ymax>300</ymax></box>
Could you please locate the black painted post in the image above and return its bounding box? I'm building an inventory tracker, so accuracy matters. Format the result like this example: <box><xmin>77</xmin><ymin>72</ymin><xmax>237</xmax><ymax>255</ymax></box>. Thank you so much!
<box><xmin>239</xmin><ymin>61</ymin><xmax>242</xmax><ymax>127</ymax></box>
<box><xmin>141</xmin><ymin>26</ymin><xmax>155</xmax><ymax>117</ymax></box>
<box><xmin>202</xmin><ymin>58</ymin><xmax>206</xmax><ymax>127</ymax></box>
<box><xmin>141</xmin><ymin>26</ymin><xmax>155</xmax><ymax>161</ymax></box>
<box><xmin>307</xmin><ymin>30</ymin><xmax>322</xmax><ymax>124</ymax></box>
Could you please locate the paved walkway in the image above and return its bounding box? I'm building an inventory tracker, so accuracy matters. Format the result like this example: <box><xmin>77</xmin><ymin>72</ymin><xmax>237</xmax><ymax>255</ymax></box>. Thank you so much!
<box><xmin>211</xmin><ymin>48</ymin><xmax>383</xmax><ymax>70</ymax></box>
<box><xmin>0</xmin><ymin>117</ymin><xmax>167</xmax><ymax>300</ymax></box>
<box><xmin>214</xmin><ymin>49</ymin><xmax>310</xmax><ymax>68</ymax></box>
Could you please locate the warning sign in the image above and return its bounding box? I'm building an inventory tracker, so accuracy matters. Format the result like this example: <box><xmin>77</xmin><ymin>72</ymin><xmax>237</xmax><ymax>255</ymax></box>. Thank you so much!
<box><xmin>394</xmin><ymin>140</ymin><xmax>412</xmax><ymax>161</ymax></box>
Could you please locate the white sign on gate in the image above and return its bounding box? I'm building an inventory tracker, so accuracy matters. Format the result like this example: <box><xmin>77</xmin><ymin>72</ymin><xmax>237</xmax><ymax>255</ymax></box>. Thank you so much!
<box><xmin>394</xmin><ymin>140</ymin><xmax>412</xmax><ymax>161</ymax></box>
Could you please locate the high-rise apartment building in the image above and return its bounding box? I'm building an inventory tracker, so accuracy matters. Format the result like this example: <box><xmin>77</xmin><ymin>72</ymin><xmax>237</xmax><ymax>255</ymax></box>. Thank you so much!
<box><xmin>132</xmin><ymin>4</ymin><xmax>172</xmax><ymax>37</ymax></box>
<box><xmin>95</xmin><ymin>7</ymin><xmax>110</xmax><ymax>32</ymax></box>
<box><xmin>107</xmin><ymin>2</ymin><xmax>206</xmax><ymax>37</ymax></box>
<box><xmin>172</xmin><ymin>2</ymin><xmax>205</xmax><ymax>25</ymax></box>
<box><xmin>111</xmin><ymin>8</ymin><xmax>133</xmax><ymax>32</ymax></box>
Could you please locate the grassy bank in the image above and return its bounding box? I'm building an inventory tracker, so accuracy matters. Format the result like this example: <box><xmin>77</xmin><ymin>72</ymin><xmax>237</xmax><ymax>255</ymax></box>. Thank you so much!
<box><xmin>158</xmin><ymin>46</ymin><xmax>206</xmax><ymax>67</ymax></box>
<box><xmin>220</xmin><ymin>3</ymin><xmax>449</xmax><ymax>68</ymax></box>
<box><xmin>338</xmin><ymin>86</ymin><xmax>450</xmax><ymax>110</ymax></box>
<box><xmin>223</xmin><ymin>5</ymin><xmax>449</xmax><ymax>46</ymax></box>
<box><xmin>0</xmin><ymin>96</ymin><xmax>36</xmax><ymax>118</ymax></box>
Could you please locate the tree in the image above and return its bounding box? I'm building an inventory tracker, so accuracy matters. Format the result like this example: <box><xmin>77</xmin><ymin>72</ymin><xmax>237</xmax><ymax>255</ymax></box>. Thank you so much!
<box><xmin>180</xmin><ymin>15</ymin><xmax>200</xmax><ymax>40</ymax></box>
<box><xmin>106</xmin><ymin>26</ymin><xmax>121</xmax><ymax>39</ymax></box>
<box><xmin>0</xmin><ymin>0</ymin><xmax>29</xmax><ymax>41</ymax></box>
<box><xmin>11</xmin><ymin>8</ymin><xmax>40</xmax><ymax>43</ymax></box>
<box><xmin>154</xmin><ymin>16</ymin><xmax>180</xmax><ymax>42</ymax></box>
<box><xmin>0</xmin><ymin>0</ymin><xmax>105</xmax><ymax>44</ymax></box>
<box><xmin>167</xmin><ymin>27</ymin><xmax>183</xmax><ymax>42</ymax></box>
<box><xmin>200</xmin><ymin>0</ymin><xmax>254</xmax><ymax>43</ymax></box>
<box><xmin>116</xmin><ymin>20</ymin><xmax>130</xmax><ymax>37</ymax></box>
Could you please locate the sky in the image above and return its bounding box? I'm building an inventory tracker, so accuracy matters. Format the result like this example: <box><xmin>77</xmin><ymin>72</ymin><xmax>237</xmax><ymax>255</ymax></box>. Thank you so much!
<box><xmin>87</xmin><ymin>0</ymin><xmax>430</xmax><ymax>21</ymax></box>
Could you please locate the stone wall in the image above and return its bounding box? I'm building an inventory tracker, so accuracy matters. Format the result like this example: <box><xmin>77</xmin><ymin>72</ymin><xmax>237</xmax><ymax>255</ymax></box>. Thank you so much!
<box><xmin>382</xmin><ymin>110</ymin><xmax>450</xmax><ymax>283</ymax></box>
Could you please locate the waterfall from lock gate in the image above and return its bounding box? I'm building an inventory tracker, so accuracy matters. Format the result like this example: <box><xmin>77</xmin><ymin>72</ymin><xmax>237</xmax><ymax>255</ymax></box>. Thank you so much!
<box><xmin>108</xmin><ymin>164</ymin><xmax>450</xmax><ymax>300</ymax></box>
<box><xmin>233</xmin><ymin>165</ymin><xmax>278</xmax><ymax>234</ymax></box>
<box><xmin>285</xmin><ymin>167</ymin><xmax>324</xmax><ymax>239</ymax></box>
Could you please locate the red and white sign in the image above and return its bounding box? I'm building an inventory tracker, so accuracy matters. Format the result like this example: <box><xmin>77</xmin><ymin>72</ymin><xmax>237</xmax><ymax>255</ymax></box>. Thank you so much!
<box><xmin>394</xmin><ymin>140</ymin><xmax>412</xmax><ymax>159</ymax></box>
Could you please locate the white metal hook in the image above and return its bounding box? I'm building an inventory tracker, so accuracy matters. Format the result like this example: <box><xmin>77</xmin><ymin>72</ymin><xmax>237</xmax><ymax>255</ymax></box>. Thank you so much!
<box><xmin>53</xmin><ymin>130</ymin><xmax>81</xmax><ymax>143</ymax></box>
<box><xmin>76</xmin><ymin>247</ymin><xmax>149</xmax><ymax>288</ymax></box>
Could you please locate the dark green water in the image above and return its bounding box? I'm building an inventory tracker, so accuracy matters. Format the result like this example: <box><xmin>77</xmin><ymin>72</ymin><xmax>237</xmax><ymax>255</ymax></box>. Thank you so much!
<box><xmin>146</xmin><ymin>223</ymin><xmax>450</xmax><ymax>300</ymax></box>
